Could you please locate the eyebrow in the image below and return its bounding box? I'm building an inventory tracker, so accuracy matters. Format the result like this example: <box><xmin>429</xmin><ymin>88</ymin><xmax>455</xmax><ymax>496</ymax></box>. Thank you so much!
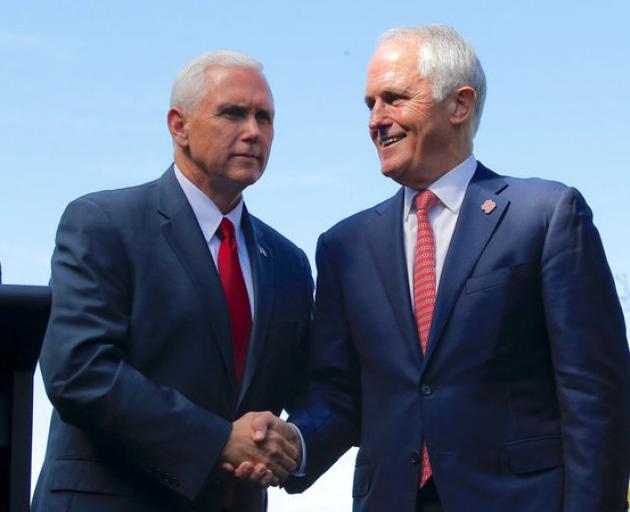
<box><xmin>215</xmin><ymin>102</ymin><xmax>247</xmax><ymax>111</ymax></box>
<box><xmin>216</xmin><ymin>102</ymin><xmax>272</xmax><ymax>112</ymax></box>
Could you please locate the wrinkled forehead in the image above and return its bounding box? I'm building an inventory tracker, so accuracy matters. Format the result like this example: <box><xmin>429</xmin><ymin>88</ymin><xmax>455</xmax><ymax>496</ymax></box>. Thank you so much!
<box><xmin>370</xmin><ymin>38</ymin><xmax>421</xmax><ymax>73</ymax></box>
<box><xmin>203</xmin><ymin>65</ymin><xmax>273</xmax><ymax>98</ymax></box>
<box><xmin>366</xmin><ymin>39</ymin><xmax>424</xmax><ymax>91</ymax></box>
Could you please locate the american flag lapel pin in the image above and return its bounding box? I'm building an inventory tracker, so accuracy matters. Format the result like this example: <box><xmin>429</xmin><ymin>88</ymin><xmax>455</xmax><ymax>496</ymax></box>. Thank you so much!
<box><xmin>481</xmin><ymin>199</ymin><xmax>496</xmax><ymax>214</ymax></box>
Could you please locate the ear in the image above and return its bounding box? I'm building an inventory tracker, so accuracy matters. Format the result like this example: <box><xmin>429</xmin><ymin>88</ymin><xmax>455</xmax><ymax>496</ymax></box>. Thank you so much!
<box><xmin>167</xmin><ymin>107</ymin><xmax>189</xmax><ymax>147</ymax></box>
<box><xmin>449</xmin><ymin>86</ymin><xmax>476</xmax><ymax>128</ymax></box>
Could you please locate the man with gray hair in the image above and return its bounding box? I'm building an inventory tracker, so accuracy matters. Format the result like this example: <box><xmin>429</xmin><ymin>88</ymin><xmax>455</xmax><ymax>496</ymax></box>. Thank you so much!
<box><xmin>31</xmin><ymin>50</ymin><xmax>310</xmax><ymax>511</ymax></box>
<box><xmin>243</xmin><ymin>24</ymin><xmax>630</xmax><ymax>511</ymax></box>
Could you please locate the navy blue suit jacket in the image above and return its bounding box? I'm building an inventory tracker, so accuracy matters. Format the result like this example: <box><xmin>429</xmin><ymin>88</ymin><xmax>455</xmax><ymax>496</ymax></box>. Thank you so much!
<box><xmin>288</xmin><ymin>163</ymin><xmax>630</xmax><ymax>511</ymax></box>
<box><xmin>32</xmin><ymin>167</ymin><xmax>313</xmax><ymax>512</ymax></box>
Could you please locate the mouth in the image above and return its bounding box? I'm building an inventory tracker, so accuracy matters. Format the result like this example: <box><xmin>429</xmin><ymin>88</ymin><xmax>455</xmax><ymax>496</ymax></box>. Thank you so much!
<box><xmin>379</xmin><ymin>133</ymin><xmax>406</xmax><ymax>148</ymax></box>
<box><xmin>232</xmin><ymin>153</ymin><xmax>260</xmax><ymax>160</ymax></box>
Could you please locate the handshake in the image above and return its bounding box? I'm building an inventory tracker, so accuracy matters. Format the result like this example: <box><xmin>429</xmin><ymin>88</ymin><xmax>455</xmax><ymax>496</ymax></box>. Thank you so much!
<box><xmin>220</xmin><ymin>411</ymin><xmax>302</xmax><ymax>488</ymax></box>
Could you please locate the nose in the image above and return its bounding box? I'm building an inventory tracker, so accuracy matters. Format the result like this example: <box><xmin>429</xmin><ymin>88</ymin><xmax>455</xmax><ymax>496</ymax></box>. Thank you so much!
<box><xmin>368</xmin><ymin>100</ymin><xmax>390</xmax><ymax>132</ymax></box>
<box><xmin>242</xmin><ymin>114</ymin><xmax>261</xmax><ymax>141</ymax></box>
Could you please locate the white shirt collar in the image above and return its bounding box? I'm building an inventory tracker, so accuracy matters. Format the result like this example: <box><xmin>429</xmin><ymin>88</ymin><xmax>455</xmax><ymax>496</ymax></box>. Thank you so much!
<box><xmin>404</xmin><ymin>154</ymin><xmax>477</xmax><ymax>218</ymax></box>
<box><xmin>173</xmin><ymin>164</ymin><xmax>244</xmax><ymax>243</ymax></box>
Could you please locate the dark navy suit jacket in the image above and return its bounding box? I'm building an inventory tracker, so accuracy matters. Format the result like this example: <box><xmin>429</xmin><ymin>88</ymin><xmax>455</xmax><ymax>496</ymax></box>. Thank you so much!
<box><xmin>288</xmin><ymin>163</ymin><xmax>630</xmax><ymax>511</ymax></box>
<box><xmin>32</xmin><ymin>167</ymin><xmax>313</xmax><ymax>512</ymax></box>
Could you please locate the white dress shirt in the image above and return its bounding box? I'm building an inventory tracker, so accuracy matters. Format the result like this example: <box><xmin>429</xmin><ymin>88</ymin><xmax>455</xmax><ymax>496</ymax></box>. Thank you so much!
<box><xmin>403</xmin><ymin>154</ymin><xmax>477</xmax><ymax>302</ymax></box>
<box><xmin>174</xmin><ymin>164</ymin><xmax>255</xmax><ymax>317</ymax></box>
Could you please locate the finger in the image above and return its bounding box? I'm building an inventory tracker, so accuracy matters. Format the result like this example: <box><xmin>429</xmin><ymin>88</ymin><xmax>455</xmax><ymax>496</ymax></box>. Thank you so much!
<box><xmin>234</xmin><ymin>461</ymin><xmax>254</xmax><ymax>479</ymax></box>
<box><xmin>251</xmin><ymin>411</ymin><xmax>275</xmax><ymax>443</ymax></box>
<box><xmin>271</xmin><ymin>420</ymin><xmax>301</xmax><ymax>461</ymax></box>
<box><xmin>265</xmin><ymin>431</ymin><xmax>300</xmax><ymax>472</ymax></box>
<box><xmin>267</xmin><ymin>462</ymin><xmax>290</xmax><ymax>483</ymax></box>
<box><xmin>221</xmin><ymin>462</ymin><xmax>235</xmax><ymax>473</ymax></box>
<box><xmin>262</xmin><ymin>470</ymin><xmax>275</xmax><ymax>487</ymax></box>
<box><xmin>249</xmin><ymin>463</ymin><xmax>268</xmax><ymax>482</ymax></box>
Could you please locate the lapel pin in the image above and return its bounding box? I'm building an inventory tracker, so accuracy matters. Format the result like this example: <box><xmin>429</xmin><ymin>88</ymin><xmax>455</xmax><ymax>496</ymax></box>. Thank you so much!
<box><xmin>480</xmin><ymin>199</ymin><xmax>496</xmax><ymax>215</ymax></box>
<box><xmin>259</xmin><ymin>245</ymin><xmax>267</xmax><ymax>257</ymax></box>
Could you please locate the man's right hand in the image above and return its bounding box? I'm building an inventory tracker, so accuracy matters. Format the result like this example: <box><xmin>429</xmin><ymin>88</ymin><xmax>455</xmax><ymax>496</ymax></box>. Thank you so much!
<box><xmin>220</xmin><ymin>411</ymin><xmax>300</xmax><ymax>486</ymax></box>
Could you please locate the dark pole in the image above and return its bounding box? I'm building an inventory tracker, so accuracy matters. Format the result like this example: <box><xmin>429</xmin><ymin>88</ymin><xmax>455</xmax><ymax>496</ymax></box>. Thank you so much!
<box><xmin>0</xmin><ymin>285</ymin><xmax>50</xmax><ymax>512</ymax></box>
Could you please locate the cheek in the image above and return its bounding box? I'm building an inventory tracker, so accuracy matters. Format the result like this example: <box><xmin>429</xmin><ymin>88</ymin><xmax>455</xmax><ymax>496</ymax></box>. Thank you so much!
<box><xmin>262</xmin><ymin>130</ymin><xmax>274</xmax><ymax>150</ymax></box>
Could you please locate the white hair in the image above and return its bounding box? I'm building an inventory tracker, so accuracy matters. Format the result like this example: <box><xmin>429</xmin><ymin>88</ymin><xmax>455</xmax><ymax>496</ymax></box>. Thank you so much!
<box><xmin>380</xmin><ymin>25</ymin><xmax>486</xmax><ymax>135</ymax></box>
<box><xmin>170</xmin><ymin>50</ymin><xmax>263</xmax><ymax>112</ymax></box>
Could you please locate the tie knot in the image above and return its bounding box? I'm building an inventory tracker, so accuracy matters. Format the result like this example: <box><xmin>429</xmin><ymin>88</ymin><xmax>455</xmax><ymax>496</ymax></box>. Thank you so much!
<box><xmin>217</xmin><ymin>217</ymin><xmax>236</xmax><ymax>241</ymax></box>
<box><xmin>416</xmin><ymin>189</ymin><xmax>440</xmax><ymax>213</ymax></box>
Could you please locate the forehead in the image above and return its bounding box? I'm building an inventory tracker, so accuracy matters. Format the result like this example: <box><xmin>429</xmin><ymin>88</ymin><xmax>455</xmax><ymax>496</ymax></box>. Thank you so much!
<box><xmin>366</xmin><ymin>40</ymin><xmax>423</xmax><ymax>94</ymax></box>
<box><xmin>202</xmin><ymin>65</ymin><xmax>274</xmax><ymax>108</ymax></box>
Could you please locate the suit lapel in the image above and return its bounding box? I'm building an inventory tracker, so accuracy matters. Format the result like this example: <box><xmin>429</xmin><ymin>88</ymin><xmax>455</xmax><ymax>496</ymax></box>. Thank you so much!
<box><xmin>366</xmin><ymin>189</ymin><xmax>422</xmax><ymax>365</ymax></box>
<box><xmin>156</xmin><ymin>167</ymin><xmax>237</xmax><ymax>391</ymax></box>
<box><xmin>236</xmin><ymin>210</ymin><xmax>273</xmax><ymax>408</ymax></box>
<box><xmin>424</xmin><ymin>163</ymin><xmax>509</xmax><ymax>364</ymax></box>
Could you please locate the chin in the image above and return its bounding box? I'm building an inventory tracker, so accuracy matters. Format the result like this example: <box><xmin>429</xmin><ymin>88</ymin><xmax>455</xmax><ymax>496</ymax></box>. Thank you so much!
<box><xmin>380</xmin><ymin>164</ymin><xmax>407</xmax><ymax>185</ymax></box>
<box><xmin>235</xmin><ymin>169</ymin><xmax>264</xmax><ymax>187</ymax></box>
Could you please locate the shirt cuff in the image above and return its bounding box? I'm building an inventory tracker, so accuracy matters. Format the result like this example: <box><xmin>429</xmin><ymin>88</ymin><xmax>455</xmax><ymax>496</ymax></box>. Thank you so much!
<box><xmin>289</xmin><ymin>423</ymin><xmax>307</xmax><ymax>476</ymax></box>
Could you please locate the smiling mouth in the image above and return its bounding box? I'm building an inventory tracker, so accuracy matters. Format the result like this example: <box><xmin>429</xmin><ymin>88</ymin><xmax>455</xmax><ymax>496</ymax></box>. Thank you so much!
<box><xmin>380</xmin><ymin>134</ymin><xmax>406</xmax><ymax>147</ymax></box>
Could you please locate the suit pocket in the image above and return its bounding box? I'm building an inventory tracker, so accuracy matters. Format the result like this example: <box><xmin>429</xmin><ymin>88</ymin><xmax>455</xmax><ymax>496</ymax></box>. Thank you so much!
<box><xmin>352</xmin><ymin>463</ymin><xmax>371</xmax><ymax>497</ymax></box>
<box><xmin>504</xmin><ymin>435</ymin><xmax>563</xmax><ymax>474</ymax></box>
<box><xmin>49</xmin><ymin>458</ymin><xmax>135</xmax><ymax>495</ymax></box>
<box><xmin>465</xmin><ymin>263</ymin><xmax>532</xmax><ymax>294</ymax></box>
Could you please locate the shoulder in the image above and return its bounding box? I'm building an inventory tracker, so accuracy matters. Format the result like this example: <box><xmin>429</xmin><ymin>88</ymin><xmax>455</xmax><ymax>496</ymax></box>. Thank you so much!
<box><xmin>70</xmin><ymin>177</ymin><xmax>159</xmax><ymax>214</ymax></box>
<box><xmin>478</xmin><ymin>161</ymin><xmax>568</xmax><ymax>196</ymax></box>
<box><xmin>59</xmin><ymin>177</ymin><xmax>162</xmax><ymax>232</ymax></box>
<box><xmin>502</xmin><ymin>175</ymin><xmax>569</xmax><ymax>200</ymax></box>
<box><xmin>479</xmin><ymin>162</ymin><xmax>585</xmax><ymax>217</ymax></box>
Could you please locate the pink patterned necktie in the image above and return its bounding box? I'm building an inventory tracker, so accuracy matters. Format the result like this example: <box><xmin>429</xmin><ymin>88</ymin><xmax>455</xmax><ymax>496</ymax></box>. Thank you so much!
<box><xmin>413</xmin><ymin>189</ymin><xmax>440</xmax><ymax>487</ymax></box>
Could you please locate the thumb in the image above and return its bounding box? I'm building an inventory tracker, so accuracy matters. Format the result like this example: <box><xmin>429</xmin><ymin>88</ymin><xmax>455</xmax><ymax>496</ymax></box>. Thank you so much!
<box><xmin>251</xmin><ymin>411</ymin><xmax>274</xmax><ymax>444</ymax></box>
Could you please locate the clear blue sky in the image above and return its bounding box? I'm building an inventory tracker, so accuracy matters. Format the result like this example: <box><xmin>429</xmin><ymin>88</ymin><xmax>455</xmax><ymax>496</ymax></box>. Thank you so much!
<box><xmin>1</xmin><ymin>0</ymin><xmax>628</xmax><ymax>508</ymax></box>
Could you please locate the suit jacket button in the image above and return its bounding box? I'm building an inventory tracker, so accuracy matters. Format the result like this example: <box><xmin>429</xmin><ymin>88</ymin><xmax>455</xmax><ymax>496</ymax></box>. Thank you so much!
<box><xmin>421</xmin><ymin>384</ymin><xmax>432</xmax><ymax>396</ymax></box>
<box><xmin>410</xmin><ymin>451</ymin><xmax>422</xmax><ymax>464</ymax></box>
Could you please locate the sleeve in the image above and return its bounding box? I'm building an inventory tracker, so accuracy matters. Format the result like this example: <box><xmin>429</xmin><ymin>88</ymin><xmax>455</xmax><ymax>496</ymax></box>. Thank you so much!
<box><xmin>540</xmin><ymin>187</ymin><xmax>630</xmax><ymax>511</ymax></box>
<box><xmin>39</xmin><ymin>197</ymin><xmax>232</xmax><ymax>501</ymax></box>
<box><xmin>283</xmin><ymin>249</ymin><xmax>315</xmax><ymax>411</ymax></box>
<box><xmin>285</xmin><ymin>233</ymin><xmax>361</xmax><ymax>493</ymax></box>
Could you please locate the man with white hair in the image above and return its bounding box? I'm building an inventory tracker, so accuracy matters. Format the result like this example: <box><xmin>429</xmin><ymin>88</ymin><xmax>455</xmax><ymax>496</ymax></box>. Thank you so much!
<box><xmin>31</xmin><ymin>50</ymin><xmax>310</xmax><ymax>511</ymax></box>
<box><xmin>245</xmin><ymin>25</ymin><xmax>630</xmax><ymax>511</ymax></box>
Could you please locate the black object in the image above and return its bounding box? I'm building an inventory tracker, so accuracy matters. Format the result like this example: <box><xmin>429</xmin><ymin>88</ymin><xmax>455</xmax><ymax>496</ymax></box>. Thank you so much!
<box><xmin>0</xmin><ymin>285</ymin><xmax>51</xmax><ymax>512</ymax></box>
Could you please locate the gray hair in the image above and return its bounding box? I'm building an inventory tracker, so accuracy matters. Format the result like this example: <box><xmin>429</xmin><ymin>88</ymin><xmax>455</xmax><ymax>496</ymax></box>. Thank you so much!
<box><xmin>380</xmin><ymin>25</ymin><xmax>486</xmax><ymax>135</ymax></box>
<box><xmin>170</xmin><ymin>50</ymin><xmax>263</xmax><ymax>112</ymax></box>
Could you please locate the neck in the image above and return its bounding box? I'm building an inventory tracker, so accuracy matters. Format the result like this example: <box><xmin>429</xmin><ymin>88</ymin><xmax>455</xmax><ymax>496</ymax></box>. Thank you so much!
<box><xmin>413</xmin><ymin>134</ymin><xmax>473</xmax><ymax>189</ymax></box>
<box><xmin>174</xmin><ymin>151</ymin><xmax>243</xmax><ymax>215</ymax></box>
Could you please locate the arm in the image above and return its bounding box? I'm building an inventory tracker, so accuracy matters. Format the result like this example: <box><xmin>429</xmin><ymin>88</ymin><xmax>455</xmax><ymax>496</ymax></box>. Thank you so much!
<box><xmin>40</xmin><ymin>198</ymin><xmax>292</xmax><ymax>499</ymax></box>
<box><xmin>541</xmin><ymin>188</ymin><xmax>630</xmax><ymax>511</ymax></box>
<box><xmin>283</xmin><ymin>233</ymin><xmax>361</xmax><ymax>492</ymax></box>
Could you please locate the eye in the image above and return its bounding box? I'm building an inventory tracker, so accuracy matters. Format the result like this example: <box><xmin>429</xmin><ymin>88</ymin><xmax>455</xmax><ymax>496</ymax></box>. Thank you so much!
<box><xmin>365</xmin><ymin>98</ymin><xmax>375</xmax><ymax>111</ymax></box>
<box><xmin>218</xmin><ymin>106</ymin><xmax>248</xmax><ymax>119</ymax></box>
<box><xmin>255</xmin><ymin>110</ymin><xmax>273</xmax><ymax>124</ymax></box>
<box><xmin>383</xmin><ymin>92</ymin><xmax>405</xmax><ymax>105</ymax></box>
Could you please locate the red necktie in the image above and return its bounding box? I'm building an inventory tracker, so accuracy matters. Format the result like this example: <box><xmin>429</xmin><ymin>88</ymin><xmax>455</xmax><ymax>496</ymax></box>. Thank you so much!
<box><xmin>413</xmin><ymin>189</ymin><xmax>440</xmax><ymax>487</ymax></box>
<box><xmin>217</xmin><ymin>218</ymin><xmax>251</xmax><ymax>387</ymax></box>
